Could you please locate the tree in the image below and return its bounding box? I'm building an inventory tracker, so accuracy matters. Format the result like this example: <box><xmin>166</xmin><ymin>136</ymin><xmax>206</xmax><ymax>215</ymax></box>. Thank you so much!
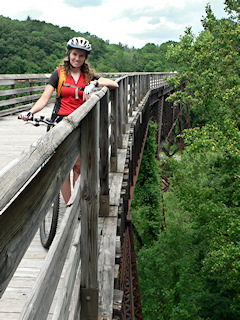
<box><xmin>131</xmin><ymin>122</ymin><xmax>163</xmax><ymax>248</ymax></box>
<box><xmin>167</xmin><ymin>4</ymin><xmax>240</xmax><ymax>129</ymax></box>
<box><xmin>133</xmin><ymin>1</ymin><xmax>240</xmax><ymax>318</ymax></box>
<box><xmin>0</xmin><ymin>15</ymin><xmax>178</xmax><ymax>74</ymax></box>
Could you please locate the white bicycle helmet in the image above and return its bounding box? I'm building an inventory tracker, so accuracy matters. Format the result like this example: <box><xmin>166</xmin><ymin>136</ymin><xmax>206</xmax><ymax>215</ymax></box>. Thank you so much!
<box><xmin>67</xmin><ymin>37</ymin><xmax>91</xmax><ymax>53</ymax></box>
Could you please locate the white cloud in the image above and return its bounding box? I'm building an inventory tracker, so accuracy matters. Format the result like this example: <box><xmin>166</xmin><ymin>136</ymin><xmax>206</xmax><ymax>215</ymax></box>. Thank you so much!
<box><xmin>1</xmin><ymin>0</ymin><xmax>228</xmax><ymax>48</ymax></box>
<box><xmin>63</xmin><ymin>0</ymin><xmax>104</xmax><ymax>7</ymax></box>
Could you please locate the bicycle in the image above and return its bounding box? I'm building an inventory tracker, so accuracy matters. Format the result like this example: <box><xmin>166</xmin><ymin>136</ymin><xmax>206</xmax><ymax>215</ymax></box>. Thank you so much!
<box><xmin>19</xmin><ymin>115</ymin><xmax>60</xmax><ymax>249</ymax></box>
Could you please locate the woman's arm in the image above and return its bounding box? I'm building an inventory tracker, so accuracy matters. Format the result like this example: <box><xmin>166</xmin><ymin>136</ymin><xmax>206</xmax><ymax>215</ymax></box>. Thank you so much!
<box><xmin>97</xmin><ymin>77</ymin><xmax>119</xmax><ymax>89</ymax></box>
<box><xmin>83</xmin><ymin>77</ymin><xmax>119</xmax><ymax>101</ymax></box>
<box><xmin>19</xmin><ymin>84</ymin><xmax>55</xmax><ymax>120</ymax></box>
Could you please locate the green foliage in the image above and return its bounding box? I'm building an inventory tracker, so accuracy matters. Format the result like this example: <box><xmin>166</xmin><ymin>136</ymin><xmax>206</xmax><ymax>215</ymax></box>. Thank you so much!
<box><xmin>224</xmin><ymin>0</ymin><xmax>240</xmax><ymax>20</ymax></box>
<box><xmin>131</xmin><ymin>1</ymin><xmax>240</xmax><ymax>319</ymax></box>
<box><xmin>136</xmin><ymin>122</ymin><xmax>240</xmax><ymax>319</ymax></box>
<box><xmin>0</xmin><ymin>16</ymin><xmax>72</xmax><ymax>73</ymax></box>
<box><xmin>131</xmin><ymin>122</ymin><xmax>163</xmax><ymax>247</ymax></box>
<box><xmin>166</xmin><ymin>4</ymin><xmax>240</xmax><ymax>129</ymax></box>
<box><xmin>0</xmin><ymin>15</ymin><xmax>178</xmax><ymax>74</ymax></box>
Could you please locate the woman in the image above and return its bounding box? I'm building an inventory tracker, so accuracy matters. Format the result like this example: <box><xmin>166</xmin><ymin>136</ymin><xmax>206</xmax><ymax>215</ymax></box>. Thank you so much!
<box><xmin>19</xmin><ymin>36</ymin><xmax>118</xmax><ymax>205</ymax></box>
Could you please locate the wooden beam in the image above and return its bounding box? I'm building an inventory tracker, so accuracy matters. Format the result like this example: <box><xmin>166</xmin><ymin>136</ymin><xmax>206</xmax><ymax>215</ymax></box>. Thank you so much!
<box><xmin>80</xmin><ymin>104</ymin><xmax>100</xmax><ymax>319</ymax></box>
<box><xmin>0</xmin><ymin>129</ymin><xmax>80</xmax><ymax>298</ymax></box>
<box><xmin>99</xmin><ymin>90</ymin><xmax>110</xmax><ymax>217</ymax></box>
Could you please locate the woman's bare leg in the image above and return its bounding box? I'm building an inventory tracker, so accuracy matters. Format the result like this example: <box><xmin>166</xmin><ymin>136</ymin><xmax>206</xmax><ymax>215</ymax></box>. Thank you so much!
<box><xmin>73</xmin><ymin>155</ymin><xmax>81</xmax><ymax>187</ymax></box>
<box><xmin>61</xmin><ymin>175</ymin><xmax>71</xmax><ymax>204</ymax></box>
<box><xmin>61</xmin><ymin>155</ymin><xmax>81</xmax><ymax>205</ymax></box>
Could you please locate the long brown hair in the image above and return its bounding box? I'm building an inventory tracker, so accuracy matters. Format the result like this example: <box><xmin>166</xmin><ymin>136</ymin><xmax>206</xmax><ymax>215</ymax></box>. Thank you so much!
<box><xmin>58</xmin><ymin>49</ymin><xmax>95</xmax><ymax>83</ymax></box>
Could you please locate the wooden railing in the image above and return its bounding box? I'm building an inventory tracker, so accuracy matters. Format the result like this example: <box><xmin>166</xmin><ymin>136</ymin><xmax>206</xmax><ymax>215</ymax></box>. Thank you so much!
<box><xmin>0</xmin><ymin>74</ymin><xmax>52</xmax><ymax>116</ymax></box>
<box><xmin>0</xmin><ymin>72</ymin><xmax>175</xmax><ymax>319</ymax></box>
<box><xmin>0</xmin><ymin>72</ymin><xmax>174</xmax><ymax>116</ymax></box>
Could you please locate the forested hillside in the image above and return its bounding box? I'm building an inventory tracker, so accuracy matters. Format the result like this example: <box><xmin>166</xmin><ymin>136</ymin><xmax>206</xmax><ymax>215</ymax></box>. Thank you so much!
<box><xmin>0</xmin><ymin>15</ymin><xmax>178</xmax><ymax>74</ymax></box>
<box><xmin>132</xmin><ymin>1</ymin><xmax>240</xmax><ymax>319</ymax></box>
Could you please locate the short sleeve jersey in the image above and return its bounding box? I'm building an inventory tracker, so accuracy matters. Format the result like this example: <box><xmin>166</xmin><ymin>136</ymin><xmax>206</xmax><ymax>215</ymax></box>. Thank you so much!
<box><xmin>48</xmin><ymin>69</ymin><xmax>89</xmax><ymax>116</ymax></box>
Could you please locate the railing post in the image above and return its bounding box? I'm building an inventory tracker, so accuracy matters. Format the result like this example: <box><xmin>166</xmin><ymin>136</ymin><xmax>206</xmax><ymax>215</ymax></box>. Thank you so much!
<box><xmin>99</xmin><ymin>90</ymin><xmax>110</xmax><ymax>216</ymax></box>
<box><xmin>118</xmin><ymin>79</ymin><xmax>123</xmax><ymax>149</ymax></box>
<box><xmin>111</xmin><ymin>88</ymin><xmax>118</xmax><ymax>172</ymax></box>
<box><xmin>30</xmin><ymin>81</ymin><xmax>33</xmax><ymax>104</ymax></box>
<box><xmin>11</xmin><ymin>83</ymin><xmax>16</xmax><ymax>108</ymax></box>
<box><xmin>80</xmin><ymin>103</ymin><xmax>100</xmax><ymax>320</ymax></box>
<box><xmin>129</xmin><ymin>76</ymin><xmax>133</xmax><ymax>117</ymax></box>
<box><xmin>137</xmin><ymin>74</ymin><xmax>140</xmax><ymax>104</ymax></box>
<box><xmin>123</xmin><ymin>77</ymin><xmax>128</xmax><ymax>132</ymax></box>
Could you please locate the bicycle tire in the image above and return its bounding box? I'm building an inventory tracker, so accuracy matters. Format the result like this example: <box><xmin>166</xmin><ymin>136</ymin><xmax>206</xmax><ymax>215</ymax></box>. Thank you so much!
<box><xmin>40</xmin><ymin>193</ymin><xmax>60</xmax><ymax>249</ymax></box>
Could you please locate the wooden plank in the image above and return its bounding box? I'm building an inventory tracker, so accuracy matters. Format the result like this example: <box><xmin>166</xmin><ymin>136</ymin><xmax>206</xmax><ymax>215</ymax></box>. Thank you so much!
<box><xmin>52</xmin><ymin>222</ymin><xmax>81</xmax><ymax>320</ymax></box>
<box><xmin>0</xmin><ymin>74</ymin><xmax>51</xmax><ymax>86</ymax></box>
<box><xmin>80</xmin><ymin>103</ymin><xmax>100</xmax><ymax>319</ymax></box>
<box><xmin>19</xmin><ymin>181</ymin><xmax>81</xmax><ymax>320</ymax></box>
<box><xmin>0</xmin><ymin>128</ymin><xmax>81</xmax><ymax>297</ymax></box>
<box><xmin>113</xmin><ymin>290</ymin><xmax>123</xmax><ymax>317</ymax></box>
<box><xmin>109</xmin><ymin>172</ymin><xmax>124</xmax><ymax>206</ymax></box>
<box><xmin>110</xmin><ymin>88</ymin><xmax>119</xmax><ymax>172</ymax></box>
<box><xmin>117</xmin><ymin>81</ymin><xmax>123</xmax><ymax>149</ymax></box>
<box><xmin>0</xmin><ymin>93</ymin><xmax>43</xmax><ymax>107</ymax></box>
<box><xmin>99</xmin><ymin>90</ymin><xmax>110</xmax><ymax>216</ymax></box>
<box><xmin>0</xmin><ymin>196</ymin><xmax>66</xmax><ymax>319</ymax></box>
<box><xmin>0</xmin><ymin>107</ymin><xmax>52</xmax><ymax>171</ymax></box>
<box><xmin>0</xmin><ymin>232</ymin><xmax>47</xmax><ymax>317</ymax></box>
<box><xmin>0</xmin><ymin>85</ymin><xmax>46</xmax><ymax>97</ymax></box>
<box><xmin>98</xmin><ymin>217</ymin><xmax>118</xmax><ymax>318</ymax></box>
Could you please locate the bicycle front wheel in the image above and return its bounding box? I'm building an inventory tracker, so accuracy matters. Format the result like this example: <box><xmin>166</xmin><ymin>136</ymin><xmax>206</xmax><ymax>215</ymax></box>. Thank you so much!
<box><xmin>40</xmin><ymin>193</ymin><xmax>60</xmax><ymax>249</ymax></box>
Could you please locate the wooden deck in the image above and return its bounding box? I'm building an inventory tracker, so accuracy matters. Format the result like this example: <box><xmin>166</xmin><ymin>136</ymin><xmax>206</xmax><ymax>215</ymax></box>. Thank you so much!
<box><xmin>0</xmin><ymin>105</ymin><xmax>55</xmax><ymax>319</ymax></box>
<box><xmin>0</xmin><ymin>105</ymin><xmax>127</xmax><ymax>319</ymax></box>
<box><xmin>0</xmin><ymin>105</ymin><xmax>53</xmax><ymax>171</ymax></box>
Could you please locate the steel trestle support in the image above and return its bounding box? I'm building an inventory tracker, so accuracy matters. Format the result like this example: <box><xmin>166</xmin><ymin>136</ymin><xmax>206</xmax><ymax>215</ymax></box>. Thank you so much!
<box><xmin>120</xmin><ymin>224</ymin><xmax>143</xmax><ymax>320</ymax></box>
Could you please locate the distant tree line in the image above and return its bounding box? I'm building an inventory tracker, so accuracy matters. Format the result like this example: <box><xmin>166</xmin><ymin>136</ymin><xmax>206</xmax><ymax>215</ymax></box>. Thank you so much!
<box><xmin>0</xmin><ymin>15</ymin><xmax>178</xmax><ymax>74</ymax></box>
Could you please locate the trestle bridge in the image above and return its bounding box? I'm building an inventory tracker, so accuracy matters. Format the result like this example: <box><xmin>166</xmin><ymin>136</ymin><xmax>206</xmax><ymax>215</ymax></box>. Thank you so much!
<box><xmin>0</xmin><ymin>72</ymin><xmax>189</xmax><ymax>319</ymax></box>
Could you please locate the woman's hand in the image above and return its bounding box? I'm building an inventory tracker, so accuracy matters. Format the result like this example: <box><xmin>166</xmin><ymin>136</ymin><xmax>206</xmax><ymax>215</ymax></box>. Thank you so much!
<box><xmin>83</xmin><ymin>82</ymin><xmax>96</xmax><ymax>101</ymax></box>
<box><xmin>18</xmin><ymin>111</ymin><xmax>33</xmax><ymax>121</ymax></box>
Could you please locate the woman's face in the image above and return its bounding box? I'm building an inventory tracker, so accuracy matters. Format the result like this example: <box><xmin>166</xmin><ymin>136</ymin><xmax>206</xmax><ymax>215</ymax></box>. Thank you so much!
<box><xmin>69</xmin><ymin>49</ymin><xmax>87</xmax><ymax>69</ymax></box>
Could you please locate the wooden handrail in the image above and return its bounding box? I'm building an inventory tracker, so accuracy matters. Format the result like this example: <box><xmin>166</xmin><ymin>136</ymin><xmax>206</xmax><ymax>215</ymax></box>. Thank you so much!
<box><xmin>0</xmin><ymin>72</ymin><xmax>175</xmax><ymax>319</ymax></box>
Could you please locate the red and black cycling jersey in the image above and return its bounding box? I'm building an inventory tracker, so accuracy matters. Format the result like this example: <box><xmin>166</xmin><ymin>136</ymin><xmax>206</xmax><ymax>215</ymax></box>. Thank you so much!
<box><xmin>48</xmin><ymin>69</ymin><xmax>99</xmax><ymax>116</ymax></box>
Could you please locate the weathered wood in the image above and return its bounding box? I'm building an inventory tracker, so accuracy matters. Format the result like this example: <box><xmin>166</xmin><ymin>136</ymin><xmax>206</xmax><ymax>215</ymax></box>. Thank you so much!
<box><xmin>118</xmin><ymin>79</ymin><xmax>123</xmax><ymax>149</ymax></box>
<box><xmin>0</xmin><ymin>102</ymin><xmax>51</xmax><ymax>117</ymax></box>
<box><xmin>109</xmin><ymin>172</ymin><xmax>124</xmax><ymax>206</ymax></box>
<box><xmin>99</xmin><ymin>90</ymin><xmax>110</xmax><ymax>217</ymax></box>
<box><xmin>98</xmin><ymin>217</ymin><xmax>118</xmax><ymax>317</ymax></box>
<box><xmin>110</xmin><ymin>84</ymin><xmax>119</xmax><ymax>172</ymax></box>
<box><xmin>19</xmin><ymin>181</ymin><xmax>81</xmax><ymax>320</ymax></box>
<box><xmin>0</xmin><ymin>93</ymin><xmax>105</xmax><ymax>211</ymax></box>
<box><xmin>0</xmin><ymin>108</ymin><xmax>51</xmax><ymax>170</ymax></box>
<box><xmin>0</xmin><ymin>73</ymin><xmax>51</xmax><ymax>85</ymax></box>
<box><xmin>0</xmin><ymin>85</ymin><xmax>47</xmax><ymax>97</ymax></box>
<box><xmin>0</xmin><ymin>92</ymin><xmax>109</xmax><ymax>295</ymax></box>
<box><xmin>113</xmin><ymin>289</ymin><xmax>123</xmax><ymax>317</ymax></box>
<box><xmin>0</xmin><ymin>93</ymin><xmax>43</xmax><ymax>107</ymax></box>
<box><xmin>0</xmin><ymin>73</ymin><xmax>176</xmax><ymax>319</ymax></box>
<box><xmin>80</xmin><ymin>103</ymin><xmax>100</xmax><ymax>319</ymax></box>
<box><xmin>122</xmin><ymin>77</ymin><xmax>127</xmax><ymax>133</ymax></box>
<box><xmin>52</xmin><ymin>209</ymin><xmax>81</xmax><ymax>320</ymax></box>
<box><xmin>0</xmin><ymin>128</ymin><xmax>81</xmax><ymax>297</ymax></box>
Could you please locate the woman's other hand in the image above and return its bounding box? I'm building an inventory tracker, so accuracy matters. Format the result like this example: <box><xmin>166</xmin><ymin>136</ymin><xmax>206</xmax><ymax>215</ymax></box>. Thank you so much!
<box><xmin>18</xmin><ymin>111</ymin><xmax>33</xmax><ymax>121</ymax></box>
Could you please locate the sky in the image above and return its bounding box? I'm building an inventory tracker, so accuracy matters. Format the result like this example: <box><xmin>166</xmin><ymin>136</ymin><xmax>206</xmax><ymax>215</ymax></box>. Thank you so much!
<box><xmin>1</xmin><ymin>0</ymin><xmax>228</xmax><ymax>48</ymax></box>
